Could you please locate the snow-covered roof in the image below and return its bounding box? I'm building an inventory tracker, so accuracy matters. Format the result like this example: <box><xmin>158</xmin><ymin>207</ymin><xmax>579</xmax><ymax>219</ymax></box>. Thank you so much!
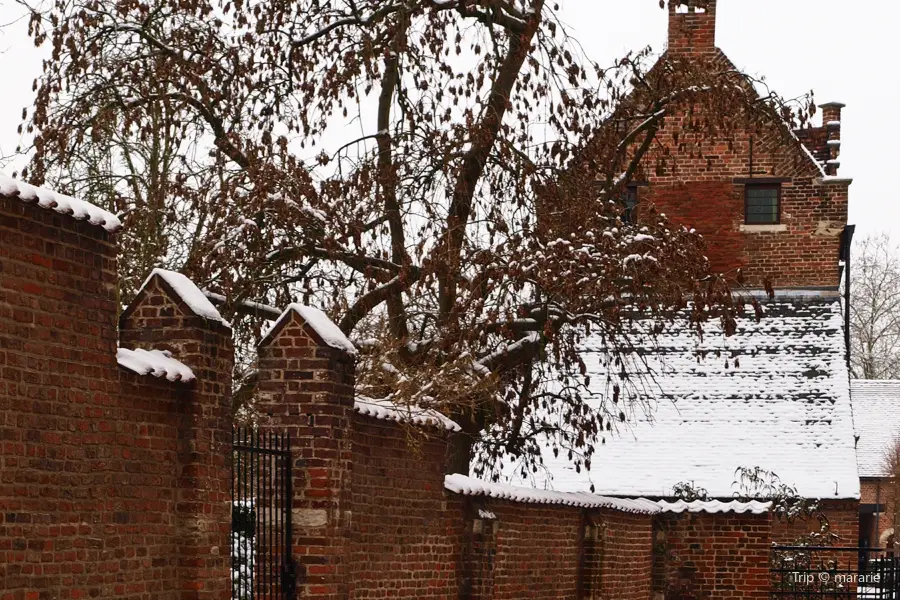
<box><xmin>505</xmin><ymin>293</ymin><xmax>859</xmax><ymax>500</ymax></box>
<box><xmin>0</xmin><ymin>172</ymin><xmax>122</xmax><ymax>233</ymax></box>
<box><xmin>137</xmin><ymin>268</ymin><xmax>232</xmax><ymax>328</ymax></box>
<box><xmin>355</xmin><ymin>395</ymin><xmax>461</xmax><ymax>432</ymax></box>
<box><xmin>263</xmin><ymin>304</ymin><xmax>356</xmax><ymax>355</ymax></box>
<box><xmin>851</xmin><ymin>380</ymin><xmax>900</xmax><ymax>478</ymax></box>
<box><xmin>117</xmin><ymin>348</ymin><xmax>195</xmax><ymax>382</ymax></box>
<box><xmin>444</xmin><ymin>474</ymin><xmax>662</xmax><ymax>514</ymax></box>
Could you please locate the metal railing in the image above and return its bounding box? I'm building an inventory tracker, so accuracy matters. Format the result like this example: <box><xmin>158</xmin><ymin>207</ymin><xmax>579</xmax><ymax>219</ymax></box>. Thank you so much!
<box><xmin>232</xmin><ymin>428</ymin><xmax>295</xmax><ymax>600</ymax></box>
<box><xmin>771</xmin><ymin>546</ymin><xmax>900</xmax><ymax>599</ymax></box>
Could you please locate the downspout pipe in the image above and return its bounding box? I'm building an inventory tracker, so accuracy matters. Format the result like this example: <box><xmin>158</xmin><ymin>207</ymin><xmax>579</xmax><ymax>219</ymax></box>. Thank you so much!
<box><xmin>841</xmin><ymin>225</ymin><xmax>856</xmax><ymax>366</ymax></box>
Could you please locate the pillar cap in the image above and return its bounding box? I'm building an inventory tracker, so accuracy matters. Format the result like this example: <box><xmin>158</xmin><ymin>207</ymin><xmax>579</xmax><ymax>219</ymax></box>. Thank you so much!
<box><xmin>260</xmin><ymin>303</ymin><xmax>357</xmax><ymax>355</ymax></box>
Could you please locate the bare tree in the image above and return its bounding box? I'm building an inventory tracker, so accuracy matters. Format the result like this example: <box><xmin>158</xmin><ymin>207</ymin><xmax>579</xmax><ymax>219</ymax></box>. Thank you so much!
<box><xmin>11</xmin><ymin>0</ymin><xmax>812</xmax><ymax>475</ymax></box>
<box><xmin>851</xmin><ymin>234</ymin><xmax>900</xmax><ymax>380</ymax></box>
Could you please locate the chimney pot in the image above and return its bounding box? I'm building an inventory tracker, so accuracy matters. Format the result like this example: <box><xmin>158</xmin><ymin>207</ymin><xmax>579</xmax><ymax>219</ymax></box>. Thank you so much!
<box><xmin>820</xmin><ymin>102</ymin><xmax>845</xmax><ymax>176</ymax></box>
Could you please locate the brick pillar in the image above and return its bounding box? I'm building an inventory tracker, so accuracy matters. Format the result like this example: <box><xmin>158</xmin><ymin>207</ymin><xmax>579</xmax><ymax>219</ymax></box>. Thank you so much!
<box><xmin>820</xmin><ymin>102</ymin><xmax>845</xmax><ymax>176</ymax></box>
<box><xmin>256</xmin><ymin>304</ymin><xmax>356</xmax><ymax>599</ymax></box>
<box><xmin>120</xmin><ymin>271</ymin><xmax>234</xmax><ymax>600</ymax></box>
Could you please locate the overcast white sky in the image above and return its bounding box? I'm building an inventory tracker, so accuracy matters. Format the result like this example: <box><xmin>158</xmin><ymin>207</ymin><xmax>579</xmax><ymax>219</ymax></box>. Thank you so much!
<box><xmin>0</xmin><ymin>0</ymin><xmax>897</xmax><ymax>240</ymax></box>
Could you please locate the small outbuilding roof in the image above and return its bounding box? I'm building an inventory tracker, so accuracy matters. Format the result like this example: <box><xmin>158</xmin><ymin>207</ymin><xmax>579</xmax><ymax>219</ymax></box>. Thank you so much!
<box><xmin>504</xmin><ymin>293</ymin><xmax>859</xmax><ymax>500</ymax></box>
<box><xmin>851</xmin><ymin>379</ymin><xmax>900</xmax><ymax>478</ymax></box>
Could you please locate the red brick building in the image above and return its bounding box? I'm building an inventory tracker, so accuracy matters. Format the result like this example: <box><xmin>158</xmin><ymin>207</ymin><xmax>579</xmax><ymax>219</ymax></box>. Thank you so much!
<box><xmin>510</xmin><ymin>0</ymin><xmax>860</xmax><ymax>547</ymax></box>
<box><xmin>633</xmin><ymin>0</ymin><xmax>851</xmax><ymax>288</ymax></box>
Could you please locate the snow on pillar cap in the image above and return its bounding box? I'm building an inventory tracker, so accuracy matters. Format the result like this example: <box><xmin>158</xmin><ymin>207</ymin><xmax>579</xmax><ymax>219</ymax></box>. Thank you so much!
<box><xmin>263</xmin><ymin>303</ymin><xmax>357</xmax><ymax>355</ymax></box>
<box><xmin>135</xmin><ymin>268</ymin><xmax>232</xmax><ymax>328</ymax></box>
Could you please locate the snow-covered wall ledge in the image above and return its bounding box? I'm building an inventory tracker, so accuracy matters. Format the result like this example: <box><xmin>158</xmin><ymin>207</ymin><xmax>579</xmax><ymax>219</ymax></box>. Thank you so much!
<box><xmin>0</xmin><ymin>172</ymin><xmax>123</xmax><ymax>232</ymax></box>
<box><xmin>445</xmin><ymin>475</ymin><xmax>776</xmax><ymax>516</ymax></box>
<box><xmin>656</xmin><ymin>499</ymin><xmax>773</xmax><ymax>515</ymax></box>
<box><xmin>355</xmin><ymin>395</ymin><xmax>461</xmax><ymax>432</ymax></box>
<box><xmin>445</xmin><ymin>475</ymin><xmax>662</xmax><ymax>514</ymax></box>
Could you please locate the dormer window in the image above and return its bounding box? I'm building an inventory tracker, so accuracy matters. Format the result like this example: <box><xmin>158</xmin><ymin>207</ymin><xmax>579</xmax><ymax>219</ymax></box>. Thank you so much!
<box><xmin>744</xmin><ymin>184</ymin><xmax>781</xmax><ymax>225</ymax></box>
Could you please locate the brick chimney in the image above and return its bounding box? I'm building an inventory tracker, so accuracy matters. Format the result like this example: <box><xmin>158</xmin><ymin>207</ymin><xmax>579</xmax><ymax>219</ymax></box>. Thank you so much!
<box><xmin>668</xmin><ymin>0</ymin><xmax>717</xmax><ymax>55</ymax></box>
<box><xmin>820</xmin><ymin>101</ymin><xmax>845</xmax><ymax>176</ymax></box>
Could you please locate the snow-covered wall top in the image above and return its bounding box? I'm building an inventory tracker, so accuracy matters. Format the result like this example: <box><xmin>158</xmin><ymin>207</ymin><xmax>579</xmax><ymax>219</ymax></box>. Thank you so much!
<box><xmin>504</xmin><ymin>295</ymin><xmax>859</xmax><ymax>500</ymax></box>
<box><xmin>117</xmin><ymin>348</ymin><xmax>195</xmax><ymax>383</ymax></box>
<box><xmin>445</xmin><ymin>474</ymin><xmax>774</xmax><ymax>515</ymax></box>
<box><xmin>444</xmin><ymin>474</ymin><xmax>662</xmax><ymax>514</ymax></box>
<box><xmin>0</xmin><ymin>172</ymin><xmax>122</xmax><ymax>233</ymax></box>
<box><xmin>655</xmin><ymin>499</ymin><xmax>773</xmax><ymax>515</ymax></box>
<box><xmin>355</xmin><ymin>395</ymin><xmax>461</xmax><ymax>432</ymax></box>
<box><xmin>138</xmin><ymin>269</ymin><xmax>232</xmax><ymax>328</ymax></box>
<box><xmin>851</xmin><ymin>379</ymin><xmax>900</xmax><ymax>478</ymax></box>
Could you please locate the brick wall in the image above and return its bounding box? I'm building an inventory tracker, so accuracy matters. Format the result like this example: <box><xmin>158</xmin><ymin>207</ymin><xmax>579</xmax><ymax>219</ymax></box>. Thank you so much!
<box><xmin>454</xmin><ymin>500</ymin><xmax>656</xmax><ymax>600</ymax></box>
<box><xmin>0</xmin><ymin>194</ymin><xmax>233</xmax><ymax>600</ymax></box>
<box><xmin>769</xmin><ymin>499</ymin><xmax>860</xmax><ymax>546</ymax></box>
<box><xmin>594</xmin><ymin>509</ymin><xmax>655</xmax><ymax>600</ymax></box>
<box><xmin>655</xmin><ymin>511</ymin><xmax>772</xmax><ymax>600</ymax></box>
<box><xmin>119</xmin><ymin>275</ymin><xmax>234</xmax><ymax>600</ymax></box>
<box><xmin>473</xmin><ymin>502</ymin><xmax>582</xmax><ymax>599</ymax></box>
<box><xmin>349</xmin><ymin>416</ymin><xmax>462</xmax><ymax>599</ymax></box>
<box><xmin>255</xmin><ymin>307</ymin><xmax>357</xmax><ymax>599</ymax></box>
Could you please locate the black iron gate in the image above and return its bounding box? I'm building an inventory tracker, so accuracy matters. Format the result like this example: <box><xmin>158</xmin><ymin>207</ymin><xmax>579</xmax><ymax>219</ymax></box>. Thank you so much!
<box><xmin>232</xmin><ymin>428</ymin><xmax>295</xmax><ymax>600</ymax></box>
<box><xmin>771</xmin><ymin>546</ymin><xmax>900</xmax><ymax>599</ymax></box>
